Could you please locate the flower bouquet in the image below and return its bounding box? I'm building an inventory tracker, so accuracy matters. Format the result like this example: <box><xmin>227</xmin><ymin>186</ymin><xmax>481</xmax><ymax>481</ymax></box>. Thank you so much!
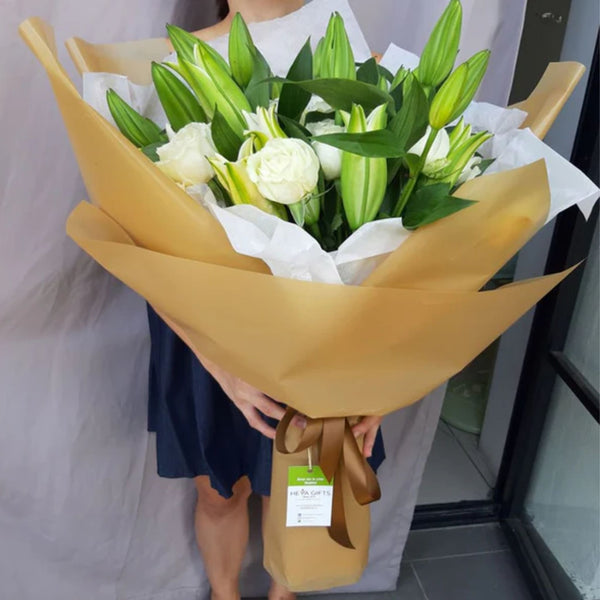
<box><xmin>20</xmin><ymin>0</ymin><xmax>598</xmax><ymax>591</ymax></box>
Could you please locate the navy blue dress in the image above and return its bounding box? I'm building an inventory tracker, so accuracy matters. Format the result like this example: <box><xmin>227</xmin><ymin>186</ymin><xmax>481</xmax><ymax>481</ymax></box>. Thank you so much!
<box><xmin>147</xmin><ymin>305</ymin><xmax>385</xmax><ymax>498</ymax></box>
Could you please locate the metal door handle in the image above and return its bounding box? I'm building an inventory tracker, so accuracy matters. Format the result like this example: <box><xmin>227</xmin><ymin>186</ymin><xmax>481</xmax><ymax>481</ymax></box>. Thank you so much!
<box><xmin>538</xmin><ymin>11</ymin><xmax>564</xmax><ymax>24</ymax></box>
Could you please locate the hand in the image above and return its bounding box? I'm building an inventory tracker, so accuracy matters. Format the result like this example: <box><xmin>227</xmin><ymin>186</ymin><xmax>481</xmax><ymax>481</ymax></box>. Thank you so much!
<box><xmin>200</xmin><ymin>356</ymin><xmax>285</xmax><ymax>439</ymax></box>
<box><xmin>352</xmin><ymin>416</ymin><xmax>383</xmax><ymax>459</ymax></box>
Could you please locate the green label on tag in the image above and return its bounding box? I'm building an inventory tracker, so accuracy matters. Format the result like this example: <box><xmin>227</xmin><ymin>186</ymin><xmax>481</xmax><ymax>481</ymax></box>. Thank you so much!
<box><xmin>288</xmin><ymin>465</ymin><xmax>332</xmax><ymax>487</ymax></box>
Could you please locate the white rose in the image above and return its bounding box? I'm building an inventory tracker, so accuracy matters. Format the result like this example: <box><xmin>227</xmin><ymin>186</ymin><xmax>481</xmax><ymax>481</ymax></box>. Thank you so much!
<box><xmin>246</xmin><ymin>138</ymin><xmax>320</xmax><ymax>205</ymax></box>
<box><xmin>156</xmin><ymin>122</ymin><xmax>217</xmax><ymax>186</ymax></box>
<box><xmin>408</xmin><ymin>126</ymin><xmax>450</xmax><ymax>176</ymax></box>
<box><xmin>306</xmin><ymin>119</ymin><xmax>345</xmax><ymax>180</ymax></box>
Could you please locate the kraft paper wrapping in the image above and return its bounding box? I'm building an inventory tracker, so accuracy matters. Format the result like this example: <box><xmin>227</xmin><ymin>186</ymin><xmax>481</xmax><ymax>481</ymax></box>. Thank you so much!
<box><xmin>511</xmin><ymin>61</ymin><xmax>586</xmax><ymax>139</ymax></box>
<box><xmin>19</xmin><ymin>17</ymin><xmax>582</xmax><ymax>592</ymax></box>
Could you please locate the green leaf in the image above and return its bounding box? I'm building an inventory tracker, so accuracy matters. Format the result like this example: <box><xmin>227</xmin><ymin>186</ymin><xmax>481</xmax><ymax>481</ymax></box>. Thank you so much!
<box><xmin>387</xmin><ymin>157</ymin><xmax>405</xmax><ymax>184</ymax></box>
<box><xmin>403</xmin><ymin>153</ymin><xmax>421</xmax><ymax>178</ymax></box>
<box><xmin>141</xmin><ymin>142</ymin><xmax>163</xmax><ymax>162</ymax></box>
<box><xmin>151</xmin><ymin>62</ymin><xmax>206</xmax><ymax>131</ymax></box>
<box><xmin>303</xmin><ymin>111</ymin><xmax>335</xmax><ymax>124</ymax></box>
<box><xmin>229</xmin><ymin>13</ymin><xmax>256</xmax><ymax>88</ymax></box>
<box><xmin>402</xmin><ymin>182</ymin><xmax>476</xmax><ymax>228</ymax></box>
<box><xmin>356</xmin><ymin>57</ymin><xmax>379</xmax><ymax>86</ymax></box>
<box><xmin>312</xmin><ymin>130</ymin><xmax>405</xmax><ymax>158</ymax></box>
<box><xmin>378</xmin><ymin>174</ymin><xmax>401</xmax><ymax>217</ymax></box>
<box><xmin>478</xmin><ymin>158</ymin><xmax>495</xmax><ymax>174</ymax></box>
<box><xmin>245</xmin><ymin>47</ymin><xmax>272</xmax><ymax>110</ymax></box>
<box><xmin>207</xmin><ymin>178</ymin><xmax>231</xmax><ymax>206</ymax></box>
<box><xmin>278</xmin><ymin>39</ymin><xmax>313</xmax><ymax>120</ymax></box>
<box><xmin>389</xmin><ymin>74</ymin><xmax>429</xmax><ymax>150</ymax></box>
<box><xmin>211</xmin><ymin>107</ymin><xmax>243</xmax><ymax>161</ymax></box>
<box><xmin>270</xmin><ymin>77</ymin><xmax>393</xmax><ymax>113</ymax></box>
<box><xmin>377</xmin><ymin>64</ymin><xmax>395</xmax><ymax>84</ymax></box>
<box><xmin>278</xmin><ymin>114</ymin><xmax>311</xmax><ymax>142</ymax></box>
<box><xmin>106</xmin><ymin>89</ymin><xmax>166</xmax><ymax>148</ymax></box>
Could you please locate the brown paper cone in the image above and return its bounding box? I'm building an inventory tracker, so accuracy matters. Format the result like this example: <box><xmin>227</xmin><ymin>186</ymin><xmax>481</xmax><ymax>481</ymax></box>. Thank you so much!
<box><xmin>19</xmin><ymin>17</ymin><xmax>584</xmax><ymax>592</ymax></box>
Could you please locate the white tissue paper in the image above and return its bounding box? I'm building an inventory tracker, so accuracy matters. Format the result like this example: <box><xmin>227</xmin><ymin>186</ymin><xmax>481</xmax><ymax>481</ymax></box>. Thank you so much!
<box><xmin>82</xmin><ymin>2</ymin><xmax>599</xmax><ymax>286</ymax></box>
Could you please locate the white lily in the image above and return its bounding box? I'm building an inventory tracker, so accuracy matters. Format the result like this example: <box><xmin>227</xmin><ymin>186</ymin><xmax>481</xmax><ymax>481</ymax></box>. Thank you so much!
<box><xmin>408</xmin><ymin>126</ymin><xmax>451</xmax><ymax>176</ymax></box>
<box><xmin>243</xmin><ymin>101</ymin><xmax>286</xmax><ymax>149</ymax></box>
<box><xmin>456</xmin><ymin>155</ymin><xmax>482</xmax><ymax>185</ymax></box>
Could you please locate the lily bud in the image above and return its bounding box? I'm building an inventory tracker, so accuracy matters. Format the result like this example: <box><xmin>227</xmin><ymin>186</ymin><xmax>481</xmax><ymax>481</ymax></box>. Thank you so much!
<box><xmin>315</xmin><ymin>12</ymin><xmax>356</xmax><ymax>80</ymax></box>
<box><xmin>151</xmin><ymin>62</ymin><xmax>206</xmax><ymax>131</ymax></box>
<box><xmin>169</xmin><ymin>43</ymin><xmax>251</xmax><ymax>138</ymax></box>
<box><xmin>208</xmin><ymin>154</ymin><xmax>287</xmax><ymax>219</ymax></box>
<box><xmin>429</xmin><ymin>62</ymin><xmax>468</xmax><ymax>129</ymax></box>
<box><xmin>418</xmin><ymin>0</ymin><xmax>462</xmax><ymax>87</ymax></box>
<box><xmin>106</xmin><ymin>89</ymin><xmax>166</xmax><ymax>148</ymax></box>
<box><xmin>166</xmin><ymin>24</ymin><xmax>230</xmax><ymax>75</ymax></box>
<box><xmin>447</xmin><ymin>50</ymin><xmax>490</xmax><ymax>120</ymax></box>
<box><xmin>229</xmin><ymin>12</ymin><xmax>256</xmax><ymax>88</ymax></box>
<box><xmin>341</xmin><ymin>104</ymin><xmax>388</xmax><ymax>230</ymax></box>
<box><xmin>448</xmin><ymin>117</ymin><xmax>471</xmax><ymax>149</ymax></box>
<box><xmin>313</xmin><ymin>37</ymin><xmax>325</xmax><ymax>80</ymax></box>
<box><xmin>431</xmin><ymin>129</ymin><xmax>492</xmax><ymax>186</ymax></box>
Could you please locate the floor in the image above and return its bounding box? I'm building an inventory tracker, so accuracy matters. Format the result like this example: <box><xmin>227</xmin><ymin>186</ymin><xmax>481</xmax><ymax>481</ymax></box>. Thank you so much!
<box><xmin>417</xmin><ymin>421</ymin><xmax>495</xmax><ymax>505</ymax></box>
<box><xmin>299</xmin><ymin>524</ymin><xmax>534</xmax><ymax>600</ymax></box>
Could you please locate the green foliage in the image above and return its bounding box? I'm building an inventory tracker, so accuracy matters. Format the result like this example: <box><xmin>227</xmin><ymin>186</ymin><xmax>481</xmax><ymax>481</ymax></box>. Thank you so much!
<box><xmin>278</xmin><ymin>39</ymin><xmax>313</xmax><ymax>121</ymax></box>
<box><xmin>402</xmin><ymin>182</ymin><xmax>476</xmax><ymax>228</ymax></box>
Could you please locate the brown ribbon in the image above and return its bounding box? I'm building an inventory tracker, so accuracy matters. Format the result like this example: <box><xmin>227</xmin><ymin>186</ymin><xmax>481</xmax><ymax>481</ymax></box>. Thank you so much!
<box><xmin>275</xmin><ymin>408</ymin><xmax>382</xmax><ymax>549</ymax></box>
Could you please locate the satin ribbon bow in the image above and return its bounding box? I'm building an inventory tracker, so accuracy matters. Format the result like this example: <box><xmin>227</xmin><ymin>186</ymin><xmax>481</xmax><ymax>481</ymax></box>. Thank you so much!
<box><xmin>275</xmin><ymin>408</ymin><xmax>382</xmax><ymax>549</ymax></box>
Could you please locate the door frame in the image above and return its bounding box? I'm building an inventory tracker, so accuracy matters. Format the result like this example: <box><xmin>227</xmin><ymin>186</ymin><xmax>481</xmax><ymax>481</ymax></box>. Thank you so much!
<box><xmin>412</xmin><ymin>33</ymin><xmax>599</xmax><ymax>600</ymax></box>
<box><xmin>497</xmin><ymin>33</ymin><xmax>599</xmax><ymax>600</ymax></box>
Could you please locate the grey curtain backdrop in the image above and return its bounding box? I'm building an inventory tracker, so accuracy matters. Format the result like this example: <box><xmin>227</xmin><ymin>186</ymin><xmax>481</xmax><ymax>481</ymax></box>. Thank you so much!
<box><xmin>0</xmin><ymin>1</ymin><xmax>525</xmax><ymax>598</ymax></box>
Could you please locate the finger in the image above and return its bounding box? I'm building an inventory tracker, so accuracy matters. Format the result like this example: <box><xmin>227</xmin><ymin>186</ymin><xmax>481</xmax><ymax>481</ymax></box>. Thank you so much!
<box><xmin>362</xmin><ymin>425</ymin><xmax>379</xmax><ymax>459</ymax></box>
<box><xmin>352</xmin><ymin>416</ymin><xmax>381</xmax><ymax>438</ymax></box>
<box><xmin>252</xmin><ymin>395</ymin><xmax>286</xmax><ymax>421</ymax></box>
<box><xmin>292</xmin><ymin>415</ymin><xmax>307</xmax><ymax>429</ymax></box>
<box><xmin>243</xmin><ymin>407</ymin><xmax>277</xmax><ymax>439</ymax></box>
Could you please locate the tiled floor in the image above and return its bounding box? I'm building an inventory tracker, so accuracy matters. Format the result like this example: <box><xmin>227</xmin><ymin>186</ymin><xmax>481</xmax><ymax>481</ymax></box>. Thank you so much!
<box><xmin>300</xmin><ymin>524</ymin><xmax>534</xmax><ymax>600</ymax></box>
<box><xmin>417</xmin><ymin>422</ymin><xmax>494</xmax><ymax>505</ymax></box>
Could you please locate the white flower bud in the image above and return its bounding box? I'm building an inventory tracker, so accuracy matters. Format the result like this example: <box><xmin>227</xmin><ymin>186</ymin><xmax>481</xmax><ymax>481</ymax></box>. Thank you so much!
<box><xmin>306</xmin><ymin>119</ymin><xmax>345</xmax><ymax>180</ymax></box>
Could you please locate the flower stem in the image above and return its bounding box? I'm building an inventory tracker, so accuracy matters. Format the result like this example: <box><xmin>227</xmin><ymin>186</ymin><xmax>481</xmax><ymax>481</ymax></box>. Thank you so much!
<box><xmin>392</xmin><ymin>127</ymin><xmax>439</xmax><ymax>218</ymax></box>
<box><xmin>308</xmin><ymin>221</ymin><xmax>322</xmax><ymax>241</ymax></box>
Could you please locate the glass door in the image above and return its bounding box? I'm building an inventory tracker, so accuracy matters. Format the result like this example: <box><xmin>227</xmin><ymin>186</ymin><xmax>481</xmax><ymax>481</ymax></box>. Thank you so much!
<box><xmin>500</xmin><ymin>36</ymin><xmax>599</xmax><ymax>600</ymax></box>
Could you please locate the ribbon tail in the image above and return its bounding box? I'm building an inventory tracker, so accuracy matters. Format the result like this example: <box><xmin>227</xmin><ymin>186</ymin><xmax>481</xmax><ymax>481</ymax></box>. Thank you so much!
<box><xmin>343</xmin><ymin>422</ymin><xmax>382</xmax><ymax>505</ymax></box>
<box><xmin>328</xmin><ymin>462</ymin><xmax>355</xmax><ymax>550</ymax></box>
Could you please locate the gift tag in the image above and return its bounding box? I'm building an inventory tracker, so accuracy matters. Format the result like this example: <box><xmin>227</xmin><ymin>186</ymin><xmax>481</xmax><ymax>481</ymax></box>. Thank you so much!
<box><xmin>286</xmin><ymin>466</ymin><xmax>333</xmax><ymax>527</ymax></box>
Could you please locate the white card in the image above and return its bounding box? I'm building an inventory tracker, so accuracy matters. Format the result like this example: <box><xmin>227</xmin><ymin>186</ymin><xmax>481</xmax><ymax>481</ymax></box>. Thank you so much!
<box><xmin>286</xmin><ymin>466</ymin><xmax>333</xmax><ymax>528</ymax></box>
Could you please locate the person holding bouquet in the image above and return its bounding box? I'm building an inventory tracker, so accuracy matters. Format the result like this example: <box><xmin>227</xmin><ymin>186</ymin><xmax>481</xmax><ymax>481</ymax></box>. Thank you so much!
<box><xmin>149</xmin><ymin>1</ymin><xmax>385</xmax><ymax>599</ymax></box>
